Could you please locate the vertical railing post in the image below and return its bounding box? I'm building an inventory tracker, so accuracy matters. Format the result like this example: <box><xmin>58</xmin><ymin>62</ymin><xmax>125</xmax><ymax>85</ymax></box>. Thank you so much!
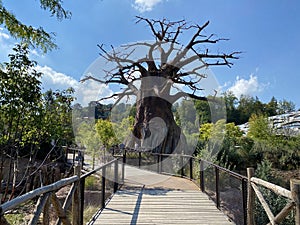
<box><xmin>122</xmin><ymin>149</ymin><xmax>126</xmax><ymax>183</ymax></box>
<box><xmin>80</xmin><ymin>177</ymin><xmax>85</xmax><ymax>225</ymax></box>
<box><xmin>72</xmin><ymin>165</ymin><xmax>81</xmax><ymax>225</ymax></box>
<box><xmin>180</xmin><ymin>155</ymin><xmax>184</xmax><ymax>177</ymax></box>
<box><xmin>160</xmin><ymin>154</ymin><xmax>163</xmax><ymax>173</ymax></box>
<box><xmin>291</xmin><ymin>179</ymin><xmax>300</xmax><ymax>225</ymax></box>
<box><xmin>138</xmin><ymin>151</ymin><xmax>141</xmax><ymax>168</ymax></box>
<box><xmin>247</xmin><ymin>168</ymin><xmax>255</xmax><ymax>225</ymax></box>
<box><xmin>200</xmin><ymin>160</ymin><xmax>205</xmax><ymax>192</ymax></box>
<box><xmin>114</xmin><ymin>160</ymin><xmax>119</xmax><ymax>193</ymax></box>
<box><xmin>189</xmin><ymin>157</ymin><xmax>193</xmax><ymax>180</ymax></box>
<box><xmin>242</xmin><ymin>178</ymin><xmax>248</xmax><ymax>225</ymax></box>
<box><xmin>72</xmin><ymin>149</ymin><xmax>76</xmax><ymax>165</ymax></box>
<box><xmin>215</xmin><ymin>167</ymin><xmax>220</xmax><ymax>209</ymax></box>
<box><xmin>65</xmin><ymin>146</ymin><xmax>69</xmax><ymax>162</ymax></box>
<box><xmin>101</xmin><ymin>166</ymin><xmax>106</xmax><ymax>209</ymax></box>
<box><xmin>157</xmin><ymin>154</ymin><xmax>160</xmax><ymax>173</ymax></box>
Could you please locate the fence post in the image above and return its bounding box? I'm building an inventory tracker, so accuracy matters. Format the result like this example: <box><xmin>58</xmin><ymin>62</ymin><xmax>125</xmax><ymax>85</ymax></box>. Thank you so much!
<box><xmin>291</xmin><ymin>179</ymin><xmax>300</xmax><ymax>225</ymax></box>
<box><xmin>72</xmin><ymin>165</ymin><xmax>81</xmax><ymax>225</ymax></box>
<box><xmin>247</xmin><ymin>167</ymin><xmax>255</xmax><ymax>225</ymax></box>
<box><xmin>189</xmin><ymin>157</ymin><xmax>193</xmax><ymax>180</ymax></box>
<box><xmin>65</xmin><ymin>146</ymin><xmax>69</xmax><ymax>162</ymax></box>
<box><xmin>114</xmin><ymin>160</ymin><xmax>119</xmax><ymax>193</ymax></box>
<box><xmin>200</xmin><ymin>160</ymin><xmax>205</xmax><ymax>192</ymax></box>
<box><xmin>242</xmin><ymin>178</ymin><xmax>248</xmax><ymax>225</ymax></box>
<box><xmin>122</xmin><ymin>149</ymin><xmax>126</xmax><ymax>183</ymax></box>
<box><xmin>160</xmin><ymin>154</ymin><xmax>163</xmax><ymax>173</ymax></box>
<box><xmin>80</xmin><ymin>177</ymin><xmax>85</xmax><ymax>225</ymax></box>
<box><xmin>157</xmin><ymin>154</ymin><xmax>160</xmax><ymax>173</ymax></box>
<box><xmin>215</xmin><ymin>167</ymin><xmax>220</xmax><ymax>209</ymax></box>
<box><xmin>101</xmin><ymin>166</ymin><xmax>106</xmax><ymax>209</ymax></box>
<box><xmin>138</xmin><ymin>151</ymin><xmax>141</xmax><ymax>168</ymax></box>
<box><xmin>180</xmin><ymin>155</ymin><xmax>184</xmax><ymax>177</ymax></box>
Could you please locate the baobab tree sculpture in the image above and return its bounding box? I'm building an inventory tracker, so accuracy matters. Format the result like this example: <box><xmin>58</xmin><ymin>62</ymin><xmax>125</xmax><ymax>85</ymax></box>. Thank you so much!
<box><xmin>82</xmin><ymin>17</ymin><xmax>239</xmax><ymax>155</ymax></box>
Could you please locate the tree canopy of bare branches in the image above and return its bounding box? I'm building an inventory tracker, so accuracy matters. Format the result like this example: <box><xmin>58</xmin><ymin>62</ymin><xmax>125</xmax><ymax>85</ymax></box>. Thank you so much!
<box><xmin>82</xmin><ymin>16</ymin><xmax>240</xmax><ymax>154</ymax></box>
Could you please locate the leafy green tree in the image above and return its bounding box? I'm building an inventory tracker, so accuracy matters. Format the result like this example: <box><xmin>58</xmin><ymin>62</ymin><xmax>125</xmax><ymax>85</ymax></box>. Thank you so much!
<box><xmin>194</xmin><ymin>99</ymin><xmax>211</xmax><ymax>124</ymax></box>
<box><xmin>76</xmin><ymin>121</ymin><xmax>101</xmax><ymax>169</ymax></box>
<box><xmin>223</xmin><ymin>91</ymin><xmax>240</xmax><ymax>123</ymax></box>
<box><xmin>0</xmin><ymin>43</ymin><xmax>42</xmax><ymax>153</ymax></box>
<box><xmin>265</xmin><ymin>96</ymin><xmax>278</xmax><ymax>116</ymax></box>
<box><xmin>247</xmin><ymin>114</ymin><xmax>300</xmax><ymax>170</ymax></box>
<box><xmin>95</xmin><ymin>119</ymin><xmax>118</xmax><ymax>150</ymax></box>
<box><xmin>197</xmin><ymin>120</ymin><xmax>226</xmax><ymax>161</ymax></box>
<box><xmin>277</xmin><ymin>99</ymin><xmax>295</xmax><ymax>114</ymax></box>
<box><xmin>112</xmin><ymin>116</ymin><xmax>135</xmax><ymax>144</ymax></box>
<box><xmin>0</xmin><ymin>0</ymin><xmax>70</xmax><ymax>52</ymax></box>
<box><xmin>247</xmin><ymin>114</ymin><xmax>271</xmax><ymax>141</ymax></box>
<box><xmin>41</xmin><ymin>88</ymin><xmax>75</xmax><ymax>147</ymax></box>
<box><xmin>0</xmin><ymin>44</ymin><xmax>76</xmax><ymax>201</ymax></box>
<box><xmin>0</xmin><ymin>43</ymin><xmax>43</xmax><ymax>200</ymax></box>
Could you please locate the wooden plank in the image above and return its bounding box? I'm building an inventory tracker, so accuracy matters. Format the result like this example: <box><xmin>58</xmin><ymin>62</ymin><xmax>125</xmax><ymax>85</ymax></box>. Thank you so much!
<box><xmin>93</xmin><ymin>188</ymin><xmax>233</xmax><ymax>224</ymax></box>
<box><xmin>89</xmin><ymin>166</ymin><xmax>234</xmax><ymax>225</ymax></box>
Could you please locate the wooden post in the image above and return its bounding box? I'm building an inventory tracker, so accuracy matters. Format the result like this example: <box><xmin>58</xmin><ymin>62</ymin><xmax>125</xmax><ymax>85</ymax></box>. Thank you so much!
<box><xmin>215</xmin><ymin>167</ymin><xmax>220</xmax><ymax>209</ymax></box>
<box><xmin>157</xmin><ymin>154</ymin><xmax>160</xmax><ymax>173</ymax></box>
<box><xmin>122</xmin><ymin>150</ymin><xmax>126</xmax><ymax>183</ymax></box>
<box><xmin>80</xmin><ymin>177</ymin><xmax>85</xmax><ymax>225</ymax></box>
<box><xmin>291</xmin><ymin>179</ymin><xmax>300</xmax><ymax>225</ymax></box>
<box><xmin>200</xmin><ymin>160</ymin><xmax>205</xmax><ymax>192</ymax></box>
<box><xmin>72</xmin><ymin>165</ymin><xmax>81</xmax><ymax>225</ymax></box>
<box><xmin>43</xmin><ymin>195</ymin><xmax>50</xmax><ymax>225</ymax></box>
<box><xmin>101</xmin><ymin>166</ymin><xmax>106</xmax><ymax>209</ymax></box>
<box><xmin>189</xmin><ymin>157</ymin><xmax>193</xmax><ymax>180</ymax></box>
<box><xmin>180</xmin><ymin>155</ymin><xmax>184</xmax><ymax>177</ymax></box>
<box><xmin>138</xmin><ymin>152</ymin><xmax>141</xmax><ymax>168</ymax></box>
<box><xmin>247</xmin><ymin>168</ymin><xmax>255</xmax><ymax>225</ymax></box>
<box><xmin>114</xmin><ymin>160</ymin><xmax>119</xmax><ymax>193</ymax></box>
<box><xmin>242</xmin><ymin>178</ymin><xmax>248</xmax><ymax>225</ymax></box>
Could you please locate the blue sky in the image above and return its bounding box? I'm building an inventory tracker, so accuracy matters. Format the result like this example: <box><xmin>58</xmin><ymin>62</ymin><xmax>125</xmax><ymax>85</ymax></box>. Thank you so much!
<box><xmin>1</xmin><ymin>0</ymin><xmax>300</xmax><ymax>108</ymax></box>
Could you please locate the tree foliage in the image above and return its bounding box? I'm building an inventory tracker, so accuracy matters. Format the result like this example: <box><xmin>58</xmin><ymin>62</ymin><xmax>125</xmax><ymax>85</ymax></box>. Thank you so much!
<box><xmin>0</xmin><ymin>44</ymin><xmax>75</xmax><ymax>201</ymax></box>
<box><xmin>0</xmin><ymin>0</ymin><xmax>70</xmax><ymax>52</ymax></box>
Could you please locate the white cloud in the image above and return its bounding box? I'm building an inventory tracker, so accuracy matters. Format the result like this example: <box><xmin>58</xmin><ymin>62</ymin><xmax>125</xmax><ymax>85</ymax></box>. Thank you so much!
<box><xmin>0</xmin><ymin>28</ymin><xmax>14</xmax><ymax>61</ymax></box>
<box><xmin>36</xmin><ymin>65</ymin><xmax>113</xmax><ymax>106</ymax></box>
<box><xmin>133</xmin><ymin>0</ymin><xmax>164</xmax><ymax>12</ymax></box>
<box><xmin>227</xmin><ymin>75</ymin><xmax>267</xmax><ymax>98</ymax></box>
<box><xmin>0</xmin><ymin>28</ymin><xmax>10</xmax><ymax>40</ymax></box>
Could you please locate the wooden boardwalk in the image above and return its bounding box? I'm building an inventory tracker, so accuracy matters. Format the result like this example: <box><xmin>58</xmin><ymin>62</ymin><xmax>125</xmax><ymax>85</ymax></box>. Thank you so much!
<box><xmin>90</xmin><ymin>165</ymin><xmax>234</xmax><ymax>225</ymax></box>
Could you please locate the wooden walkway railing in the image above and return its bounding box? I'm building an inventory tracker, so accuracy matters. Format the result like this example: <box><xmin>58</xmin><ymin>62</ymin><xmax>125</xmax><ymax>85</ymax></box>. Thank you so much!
<box><xmin>247</xmin><ymin>168</ymin><xmax>300</xmax><ymax>225</ymax></box>
<box><xmin>0</xmin><ymin>157</ymin><xmax>123</xmax><ymax>225</ymax></box>
<box><xmin>0</xmin><ymin>147</ymin><xmax>299</xmax><ymax>225</ymax></box>
<box><xmin>119</xmin><ymin>148</ymin><xmax>300</xmax><ymax>225</ymax></box>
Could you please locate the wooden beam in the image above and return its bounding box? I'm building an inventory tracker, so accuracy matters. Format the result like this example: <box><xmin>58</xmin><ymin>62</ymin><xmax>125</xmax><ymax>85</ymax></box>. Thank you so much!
<box><xmin>251</xmin><ymin>177</ymin><xmax>292</xmax><ymax>199</ymax></box>
<box><xmin>251</xmin><ymin>183</ymin><xmax>275</xmax><ymax>225</ymax></box>
<box><xmin>51</xmin><ymin>193</ymin><xmax>71</xmax><ymax>225</ymax></box>
<box><xmin>0</xmin><ymin>176</ymin><xmax>78</xmax><ymax>213</ymax></box>
<box><xmin>55</xmin><ymin>183</ymin><xmax>77</xmax><ymax>225</ymax></box>
<box><xmin>267</xmin><ymin>202</ymin><xmax>295</xmax><ymax>225</ymax></box>
<box><xmin>28</xmin><ymin>193</ymin><xmax>50</xmax><ymax>225</ymax></box>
